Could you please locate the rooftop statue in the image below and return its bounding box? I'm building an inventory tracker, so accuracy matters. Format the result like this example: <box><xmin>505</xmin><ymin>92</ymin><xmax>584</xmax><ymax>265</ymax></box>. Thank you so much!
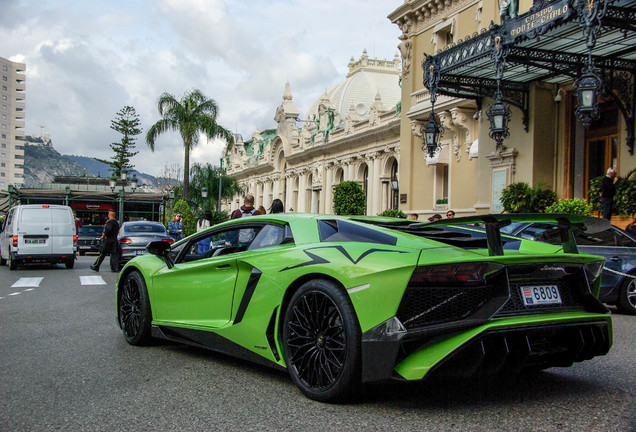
<box><xmin>499</xmin><ymin>0</ymin><xmax>519</xmax><ymax>22</ymax></box>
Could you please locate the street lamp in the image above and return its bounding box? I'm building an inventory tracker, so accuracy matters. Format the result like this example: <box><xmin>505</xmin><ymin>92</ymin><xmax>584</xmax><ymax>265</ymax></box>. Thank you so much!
<box><xmin>486</xmin><ymin>89</ymin><xmax>512</xmax><ymax>150</ymax></box>
<box><xmin>574</xmin><ymin>65</ymin><xmax>603</xmax><ymax>126</ymax></box>
<box><xmin>64</xmin><ymin>185</ymin><xmax>71</xmax><ymax>206</ymax></box>
<box><xmin>422</xmin><ymin>112</ymin><xmax>442</xmax><ymax>158</ymax></box>
<box><xmin>201</xmin><ymin>187</ymin><xmax>208</xmax><ymax>211</ymax></box>
<box><xmin>110</xmin><ymin>169</ymin><xmax>138</xmax><ymax>225</ymax></box>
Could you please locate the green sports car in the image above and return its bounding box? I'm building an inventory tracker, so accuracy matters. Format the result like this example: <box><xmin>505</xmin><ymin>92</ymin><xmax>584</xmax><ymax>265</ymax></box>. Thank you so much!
<box><xmin>115</xmin><ymin>213</ymin><xmax>612</xmax><ymax>401</ymax></box>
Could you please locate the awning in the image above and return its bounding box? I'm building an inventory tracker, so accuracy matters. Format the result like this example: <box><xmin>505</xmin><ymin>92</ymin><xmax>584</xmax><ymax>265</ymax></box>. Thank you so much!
<box><xmin>423</xmin><ymin>0</ymin><xmax>636</xmax><ymax>153</ymax></box>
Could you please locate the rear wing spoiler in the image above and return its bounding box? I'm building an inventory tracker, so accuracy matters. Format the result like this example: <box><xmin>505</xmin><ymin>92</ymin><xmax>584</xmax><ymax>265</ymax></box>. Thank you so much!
<box><xmin>355</xmin><ymin>214</ymin><xmax>610</xmax><ymax>256</ymax></box>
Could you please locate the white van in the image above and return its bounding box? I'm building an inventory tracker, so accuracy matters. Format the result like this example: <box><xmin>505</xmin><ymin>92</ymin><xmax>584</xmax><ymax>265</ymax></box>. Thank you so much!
<box><xmin>0</xmin><ymin>204</ymin><xmax>77</xmax><ymax>270</ymax></box>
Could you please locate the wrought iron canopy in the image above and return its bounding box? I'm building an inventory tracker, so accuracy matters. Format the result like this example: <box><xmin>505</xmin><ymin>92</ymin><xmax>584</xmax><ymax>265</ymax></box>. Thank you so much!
<box><xmin>423</xmin><ymin>0</ymin><xmax>636</xmax><ymax>154</ymax></box>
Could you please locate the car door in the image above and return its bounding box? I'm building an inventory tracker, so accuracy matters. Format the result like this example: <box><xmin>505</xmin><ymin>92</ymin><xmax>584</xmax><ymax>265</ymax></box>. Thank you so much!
<box><xmin>576</xmin><ymin>227</ymin><xmax>633</xmax><ymax>290</ymax></box>
<box><xmin>151</xmin><ymin>224</ymin><xmax>263</xmax><ymax>328</ymax></box>
<box><xmin>18</xmin><ymin>206</ymin><xmax>54</xmax><ymax>255</ymax></box>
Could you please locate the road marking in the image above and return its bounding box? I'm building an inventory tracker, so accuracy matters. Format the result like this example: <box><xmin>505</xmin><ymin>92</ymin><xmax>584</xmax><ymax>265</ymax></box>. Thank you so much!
<box><xmin>8</xmin><ymin>292</ymin><xmax>21</xmax><ymax>296</ymax></box>
<box><xmin>80</xmin><ymin>276</ymin><xmax>107</xmax><ymax>285</ymax></box>
<box><xmin>11</xmin><ymin>277</ymin><xmax>44</xmax><ymax>288</ymax></box>
<box><xmin>24</xmin><ymin>288</ymin><xmax>34</xmax><ymax>292</ymax></box>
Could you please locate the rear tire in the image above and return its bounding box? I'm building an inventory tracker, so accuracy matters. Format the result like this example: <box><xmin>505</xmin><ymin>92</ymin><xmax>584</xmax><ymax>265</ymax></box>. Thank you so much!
<box><xmin>8</xmin><ymin>251</ymin><xmax>17</xmax><ymax>270</ymax></box>
<box><xmin>282</xmin><ymin>279</ymin><xmax>361</xmax><ymax>402</ymax></box>
<box><xmin>617</xmin><ymin>276</ymin><xmax>636</xmax><ymax>315</ymax></box>
<box><xmin>65</xmin><ymin>258</ymin><xmax>74</xmax><ymax>269</ymax></box>
<box><xmin>0</xmin><ymin>252</ymin><xmax>6</xmax><ymax>266</ymax></box>
<box><xmin>119</xmin><ymin>271</ymin><xmax>152</xmax><ymax>345</ymax></box>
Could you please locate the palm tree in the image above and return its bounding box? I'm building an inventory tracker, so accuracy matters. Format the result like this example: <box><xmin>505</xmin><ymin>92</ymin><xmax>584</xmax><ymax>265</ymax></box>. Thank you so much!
<box><xmin>146</xmin><ymin>89</ymin><xmax>232</xmax><ymax>202</ymax></box>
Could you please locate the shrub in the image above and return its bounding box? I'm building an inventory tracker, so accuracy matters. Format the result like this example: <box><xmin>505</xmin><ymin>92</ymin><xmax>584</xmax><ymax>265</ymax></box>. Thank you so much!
<box><xmin>379</xmin><ymin>209</ymin><xmax>406</xmax><ymax>218</ymax></box>
<box><xmin>333</xmin><ymin>181</ymin><xmax>366</xmax><ymax>215</ymax></box>
<box><xmin>500</xmin><ymin>182</ymin><xmax>556</xmax><ymax>213</ymax></box>
<box><xmin>545</xmin><ymin>198</ymin><xmax>593</xmax><ymax>215</ymax></box>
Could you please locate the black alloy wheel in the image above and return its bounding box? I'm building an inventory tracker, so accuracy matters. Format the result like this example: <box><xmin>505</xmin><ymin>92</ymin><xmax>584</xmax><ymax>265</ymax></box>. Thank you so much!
<box><xmin>283</xmin><ymin>279</ymin><xmax>361</xmax><ymax>402</ymax></box>
<box><xmin>119</xmin><ymin>271</ymin><xmax>152</xmax><ymax>345</ymax></box>
<box><xmin>618</xmin><ymin>276</ymin><xmax>636</xmax><ymax>315</ymax></box>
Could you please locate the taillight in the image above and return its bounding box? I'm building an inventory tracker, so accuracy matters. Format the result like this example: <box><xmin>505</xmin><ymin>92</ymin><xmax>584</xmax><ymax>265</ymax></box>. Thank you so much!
<box><xmin>410</xmin><ymin>262</ymin><xmax>504</xmax><ymax>286</ymax></box>
<box><xmin>73</xmin><ymin>235</ymin><xmax>78</xmax><ymax>246</ymax></box>
<box><xmin>12</xmin><ymin>235</ymin><xmax>18</xmax><ymax>247</ymax></box>
<box><xmin>162</xmin><ymin>238</ymin><xmax>175</xmax><ymax>244</ymax></box>
<box><xmin>119</xmin><ymin>238</ymin><xmax>132</xmax><ymax>244</ymax></box>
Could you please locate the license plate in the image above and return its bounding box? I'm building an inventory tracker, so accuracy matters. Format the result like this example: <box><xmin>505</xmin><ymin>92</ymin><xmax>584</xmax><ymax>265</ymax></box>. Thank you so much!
<box><xmin>25</xmin><ymin>239</ymin><xmax>46</xmax><ymax>244</ymax></box>
<box><xmin>135</xmin><ymin>250</ymin><xmax>146</xmax><ymax>255</ymax></box>
<box><xmin>520</xmin><ymin>285</ymin><xmax>562</xmax><ymax>306</ymax></box>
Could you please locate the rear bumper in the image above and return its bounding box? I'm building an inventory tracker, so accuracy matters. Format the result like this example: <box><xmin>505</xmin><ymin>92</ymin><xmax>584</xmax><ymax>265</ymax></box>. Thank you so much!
<box><xmin>360</xmin><ymin>313</ymin><xmax>612</xmax><ymax>383</ymax></box>
<box><xmin>11</xmin><ymin>252</ymin><xmax>75</xmax><ymax>263</ymax></box>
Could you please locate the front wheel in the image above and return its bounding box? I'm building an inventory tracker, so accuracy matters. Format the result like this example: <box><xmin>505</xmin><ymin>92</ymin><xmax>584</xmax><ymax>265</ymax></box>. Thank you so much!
<box><xmin>118</xmin><ymin>271</ymin><xmax>152</xmax><ymax>345</ymax></box>
<box><xmin>282</xmin><ymin>279</ymin><xmax>361</xmax><ymax>402</ymax></box>
<box><xmin>618</xmin><ymin>276</ymin><xmax>636</xmax><ymax>315</ymax></box>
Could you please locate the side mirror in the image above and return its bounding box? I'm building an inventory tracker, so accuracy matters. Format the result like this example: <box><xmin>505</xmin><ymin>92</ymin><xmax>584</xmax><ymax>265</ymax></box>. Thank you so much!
<box><xmin>146</xmin><ymin>240</ymin><xmax>173</xmax><ymax>269</ymax></box>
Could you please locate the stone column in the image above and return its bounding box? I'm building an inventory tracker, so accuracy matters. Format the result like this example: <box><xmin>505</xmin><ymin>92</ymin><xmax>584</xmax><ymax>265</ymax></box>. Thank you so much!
<box><xmin>324</xmin><ymin>162</ymin><xmax>333</xmax><ymax>214</ymax></box>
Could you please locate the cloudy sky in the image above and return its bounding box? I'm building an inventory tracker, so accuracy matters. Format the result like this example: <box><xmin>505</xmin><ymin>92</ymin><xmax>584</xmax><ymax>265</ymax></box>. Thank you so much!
<box><xmin>1</xmin><ymin>0</ymin><xmax>403</xmax><ymax>177</ymax></box>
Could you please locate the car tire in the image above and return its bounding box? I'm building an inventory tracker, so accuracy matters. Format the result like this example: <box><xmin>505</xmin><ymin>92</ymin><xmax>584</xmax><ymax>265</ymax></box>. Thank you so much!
<box><xmin>119</xmin><ymin>270</ymin><xmax>152</xmax><ymax>346</ymax></box>
<box><xmin>65</xmin><ymin>258</ymin><xmax>74</xmax><ymax>269</ymax></box>
<box><xmin>8</xmin><ymin>251</ymin><xmax>18</xmax><ymax>270</ymax></box>
<box><xmin>617</xmin><ymin>275</ymin><xmax>636</xmax><ymax>315</ymax></box>
<box><xmin>282</xmin><ymin>279</ymin><xmax>361</xmax><ymax>402</ymax></box>
<box><xmin>0</xmin><ymin>252</ymin><xmax>6</xmax><ymax>266</ymax></box>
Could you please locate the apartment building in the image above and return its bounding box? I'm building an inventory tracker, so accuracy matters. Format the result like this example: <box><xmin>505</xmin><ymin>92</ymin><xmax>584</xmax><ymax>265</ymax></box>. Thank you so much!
<box><xmin>0</xmin><ymin>56</ymin><xmax>26</xmax><ymax>188</ymax></box>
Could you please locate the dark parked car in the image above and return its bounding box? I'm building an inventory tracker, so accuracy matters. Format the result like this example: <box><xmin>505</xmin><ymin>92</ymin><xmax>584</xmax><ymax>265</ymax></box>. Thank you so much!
<box><xmin>118</xmin><ymin>221</ymin><xmax>173</xmax><ymax>265</ymax></box>
<box><xmin>77</xmin><ymin>225</ymin><xmax>103</xmax><ymax>255</ymax></box>
<box><xmin>501</xmin><ymin>221</ymin><xmax>636</xmax><ymax>315</ymax></box>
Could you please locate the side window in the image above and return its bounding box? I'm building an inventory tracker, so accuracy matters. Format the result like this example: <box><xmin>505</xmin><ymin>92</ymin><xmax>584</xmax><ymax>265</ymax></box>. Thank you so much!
<box><xmin>178</xmin><ymin>225</ymin><xmax>264</xmax><ymax>263</ymax></box>
<box><xmin>575</xmin><ymin>228</ymin><xmax>616</xmax><ymax>246</ymax></box>
<box><xmin>519</xmin><ymin>223</ymin><xmax>561</xmax><ymax>245</ymax></box>
<box><xmin>248</xmin><ymin>224</ymin><xmax>290</xmax><ymax>250</ymax></box>
<box><xmin>615</xmin><ymin>230</ymin><xmax>636</xmax><ymax>248</ymax></box>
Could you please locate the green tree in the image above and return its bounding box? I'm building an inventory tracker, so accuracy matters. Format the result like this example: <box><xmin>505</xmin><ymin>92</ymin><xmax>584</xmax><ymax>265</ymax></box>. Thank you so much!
<box><xmin>500</xmin><ymin>182</ymin><xmax>556</xmax><ymax>213</ymax></box>
<box><xmin>379</xmin><ymin>208</ymin><xmax>406</xmax><ymax>218</ymax></box>
<box><xmin>189</xmin><ymin>162</ymin><xmax>242</xmax><ymax>213</ymax></box>
<box><xmin>109</xmin><ymin>106</ymin><xmax>141</xmax><ymax>177</ymax></box>
<box><xmin>333</xmin><ymin>181</ymin><xmax>366</xmax><ymax>215</ymax></box>
<box><xmin>545</xmin><ymin>198</ymin><xmax>593</xmax><ymax>215</ymax></box>
<box><xmin>146</xmin><ymin>89</ymin><xmax>232</xmax><ymax>202</ymax></box>
<box><xmin>170</xmin><ymin>199</ymin><xmax>195</xmax><ymax>237</ymax></box>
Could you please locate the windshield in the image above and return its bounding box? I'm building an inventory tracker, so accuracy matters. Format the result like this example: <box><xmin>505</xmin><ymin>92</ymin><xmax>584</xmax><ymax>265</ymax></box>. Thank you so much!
<box><xmin>500</xmin><ymin>222</ymin><xmax>527</xmax><ymax>235</ymax></box>
<box><xmin>79</xmin><ymin>226</ymin><xmax>103</xmax><ymax>236</ymax></box>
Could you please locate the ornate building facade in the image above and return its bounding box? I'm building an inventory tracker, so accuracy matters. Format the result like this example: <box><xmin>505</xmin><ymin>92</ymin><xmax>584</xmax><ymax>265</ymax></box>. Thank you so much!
<box><xmin>389</xmin><ymin>0</ymin><xmax>636</xmax><ymax>217</ymax></box>
<box><xmin>223</xmin><ymin>51</ymin><xmax>402</xmax><ymax>215</ymax></box>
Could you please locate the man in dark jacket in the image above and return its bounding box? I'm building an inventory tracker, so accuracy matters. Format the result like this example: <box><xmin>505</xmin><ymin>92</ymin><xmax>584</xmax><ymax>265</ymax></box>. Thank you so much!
<box><xmin>231</xmin><ymin>194</ymin><xmax>261</xmax><ymax>219</ymax></box>
<box><xmin>90</xmin><ymin>210</ymin><xmax>120</xmax><ymax>272</ymax></box>
<box><xmin>600</xmin><ymin>167</ymin><xmax>618</xmax><ymax>220</ymax></box>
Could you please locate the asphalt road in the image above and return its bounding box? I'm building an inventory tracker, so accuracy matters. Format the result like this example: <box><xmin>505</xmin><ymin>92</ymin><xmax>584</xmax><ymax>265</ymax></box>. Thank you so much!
<box><xmin>0</xmin><ymin>256</ymin><xmax>634</xmax><ymax>432</ymax></box>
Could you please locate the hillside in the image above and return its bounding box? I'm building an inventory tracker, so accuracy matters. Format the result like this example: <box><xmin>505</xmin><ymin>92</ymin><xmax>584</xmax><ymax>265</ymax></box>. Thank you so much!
<box><xmin>23</xmin><ymin>144</ymin><xmax>86</xmax><ymax>187</ymax></box>
<box><xmin>23</xmin><ymin>144</ymin><xmax>161</xmax><ymax>191</ymax></box>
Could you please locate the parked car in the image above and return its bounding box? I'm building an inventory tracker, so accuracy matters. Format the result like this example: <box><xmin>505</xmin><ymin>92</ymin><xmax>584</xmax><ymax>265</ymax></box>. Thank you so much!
<box><xmin>77</xmin><ymin>225</ymin><xmax>103</xmax><ymax>255</ymax></box>
<box><xmin>118</xmin><ymin>221</ymin><xmax>173</xmax><ymax>266</ymax></box>
<box><xmin>0</xmin><ymin>204</ymin><xmax>76</xmax><ymax>269</ymax></box>
<box><xmin>500</xmin><ymin>221</ymin><xmax>636</xmax><ymax>315</ymax></box>
<box><xmin>115</xmin><ymin>213</ymin><xmax>612</xmax><ymax>402</ymax></box>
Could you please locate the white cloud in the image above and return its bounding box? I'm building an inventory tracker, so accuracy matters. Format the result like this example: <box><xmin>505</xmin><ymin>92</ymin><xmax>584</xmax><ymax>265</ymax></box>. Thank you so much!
<box><xmin>2</xmin><ymin>0</ymin><xmax>402</xmax><ymax>176</ymax></box>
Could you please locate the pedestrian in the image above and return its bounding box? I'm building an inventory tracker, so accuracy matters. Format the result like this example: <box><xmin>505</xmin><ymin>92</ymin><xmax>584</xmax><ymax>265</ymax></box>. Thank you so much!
<box><xmin>90</xmin><ymin>210</ymin><xmax>120</xmax><ymax>272</ymax></box>
<box><xmin>168</xmin><ymin>213</ymin><xmax>184</xmax><ymax>240</ymax></box>
<box><xmin>446</xmin><ymin>210</ymin><xmax>455</xmax><ymax>218</ymax></box>
<box><xmin>73</xmin><ymin>212</ymin><xmax>83</xmax><ymax>234</ymax></box>
<box><xmin>231</xmin><ymin>194</ymin><xmax>261</xmax><ymax>219</ymax></box>
<box><xmin>257</xmin><ymin>205</ymin><xmax>267</xmax><ymax>215</ymax></box>
<box><xmin>600</xmin><ymin>167</ymin><xmax>618</xmax><ymax>220</ymax></box>
<box><xmin>432</xmin><ymin>213</ymin><xmax>442</xmax><ymax>221</ymax></box>
<box><xmin>269</xmin><ymin>199</ymin><xmax>285</xmax><ymax>214</ymax></box>
<box><xmin>197</xmin><ymin>210</ymin><xmax>213</xmax><ymax>253</ymax></box>
<box><xmin>408</xmin><ymin>213</ymin><xmax>418</xmax><ymax>221</ymax></box>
